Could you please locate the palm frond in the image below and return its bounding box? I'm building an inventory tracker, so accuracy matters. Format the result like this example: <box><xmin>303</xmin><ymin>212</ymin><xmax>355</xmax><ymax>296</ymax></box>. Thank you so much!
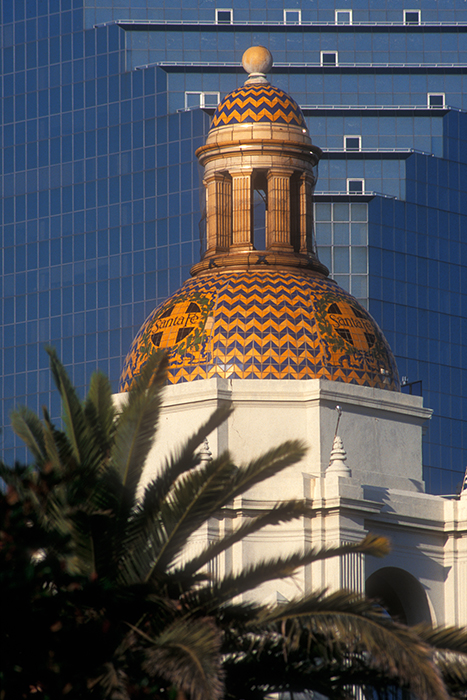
<box><xmin>436</xmin><ymin>654</ymin><xmax>467</xmax><ymax>698</ymax></box>
<box><xmin>117</xmin><ymin>453</ymin><xmax>203</xmax><ymax>586</ymax></box>
<box><xmin>177</xmin><ymin>499</ymin><xmax>313</xmax><ymax>579</ymax></box>
<box><xmin>223</xmin><ymin>589</ymin><xmax>449</xmax><ymax>700</ymax></box>
<box><xmin>223</xmin><ymin>632</ymin><xmax>400</xmax><ymax>700</ymax></box>
<box><xmin>142</xmin><ymin>441</ymin><xmax>308</xmax><ymax>580</ymax></box>
<box><xmin>137</xmin><ymin>453</ymin><xmax>237</xmax><ymax>582</ymax></box>
<box><xmin>414</xmin><ymin>623</ymin><xmax>467</xmax><ymax>654</ymax></box>
<box><xmin>139</xmin><ymin>617</ymin><xmax>224</xmax><ymax>700</ymax></box>
<box><xmin>226</xmin><ymin>440</ymin><xmax>308</xmax><ymax>502</ymax></box>
<box><xmin>111</xmin><ymin>352</ymin><xmax>167</xmax><ymax>495</ymax></box>
<box><xmin>139</xmin><ymin>402</ymin><xmax>234</xmax><ymax>521</ymax></box>
<box><xmin>41</xmin><ymin>407</ymin><xmax>69</xmax><ymax>474</ymax></box>
<box><xmin>247</xmin><ymin>587</ymin><xmax>390</xmax><ymax>629</ymax></box>
<box><xmin>9</xmin><ymin>405</ymin><xmax>46</xmax><ymax>465</ymax></box>
<box><xmin>304</xmin><ymin>612</ymin><xmax>449</xmax><ymax>700</ymax></box>
<box><xmin>87</xmin><ymin>662</ymin><xmax>130</xmax><ymax>700</ymax></box>
<box><xmin>46</xmin><ymin>346</ymin><xmax>89</xmax><ymax>464</ymax></box>
<box><xmin>134</xmin><ymin>440</ymin><xmax>305</xmax><ymax>585</ymax></box>
<box><xmin>84</xmin><ymin>370</ymin><xmax>117</xmax><ymax>458</ymax></box>
<box><xmin>413</xmin><ymin>625</ymin><xmax>467</xmax><ymax>700</ymax></box>
<box><xmin>117</xmin><ymin>404</ymin><xmax>235</xmax><ymax>584</ymax></box>
<box><xmin>47</xmin><ymin>501</ymin><xmax>96</xmax><ymax>576</ymax></box>
<box><xmin>186</xmin><ymin>536</ymin><xmax>390</xmax><ymax>611</ymax></box>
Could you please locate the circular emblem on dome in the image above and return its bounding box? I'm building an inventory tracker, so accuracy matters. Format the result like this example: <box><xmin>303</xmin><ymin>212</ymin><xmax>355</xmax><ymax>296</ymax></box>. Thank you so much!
<box><xmin>131</xmin><ymin>290</ymin><xmax>216</xmax><ymax>370</ymax></box>
<box><xmin>326</xmin><ymin>300</ymin><xmax>376</xmax><ymax>353</ymax></box>
<box><xmin>150</xmin><ymin>299</ymin><xmax>205</xmax><ymax>350</ymax></box>
<box><xmin>314</xmin><ymin>290</ymin><xmax>394</xmax><ymax>375</ymax></box>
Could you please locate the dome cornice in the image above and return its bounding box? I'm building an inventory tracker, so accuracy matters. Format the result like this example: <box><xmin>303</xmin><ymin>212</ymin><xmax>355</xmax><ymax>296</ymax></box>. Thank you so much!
<box><xmin>196</xmin><ymin>138</ymin><xmax>322</xmax><ymax>167</ymax></box>
<box><xmin>190</xmin><ymin>249</ymin><xmax>329</xmax><ymax>277</ymax></box>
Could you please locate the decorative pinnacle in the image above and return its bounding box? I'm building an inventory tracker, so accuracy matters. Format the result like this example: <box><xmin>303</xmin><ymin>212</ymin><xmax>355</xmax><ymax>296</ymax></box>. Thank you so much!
<box><xmin>327</xmin><ymin>406</ymin><xmax>351</xmax><ymax>477</ymax></box>
<box><xmin>198</xmin><ymin>438</ymin><xmax>213</xmax><ymax>464</ymax></box>
<box><xmin>242</xmin><ymin>46</ymin><xmax>273</xmax><ymax>85</ymax></box>
<box><xmin>327</xmin><ymin>435</ymin><xmax>352</xmax><ymax>477</ymax></box>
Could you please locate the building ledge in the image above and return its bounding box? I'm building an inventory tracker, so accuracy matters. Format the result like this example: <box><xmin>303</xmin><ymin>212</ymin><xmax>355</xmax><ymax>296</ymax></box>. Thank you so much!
<box><xmin>97</xmin><ymin>19</ymin><xmax>467</xmax><ymax>31</ymax></box>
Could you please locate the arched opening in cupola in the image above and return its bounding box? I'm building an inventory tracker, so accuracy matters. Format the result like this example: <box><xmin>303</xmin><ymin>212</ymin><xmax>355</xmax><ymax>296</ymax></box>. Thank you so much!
<box><xmin>252</xmin><ymin>171</ymin><xmax>268</xmax><ymax>250</ymax></box>
<box><xmin>290</xmin><ymin>172</ymin><xmax>301</xmax><ymax>252</ymax></box>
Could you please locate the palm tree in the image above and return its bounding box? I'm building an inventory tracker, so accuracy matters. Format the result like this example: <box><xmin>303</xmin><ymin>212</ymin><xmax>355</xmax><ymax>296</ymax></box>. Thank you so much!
<box><xmin>1</xmin><ymin>348</ymin><xmax>466</xmax><ymax>700</ymax></box>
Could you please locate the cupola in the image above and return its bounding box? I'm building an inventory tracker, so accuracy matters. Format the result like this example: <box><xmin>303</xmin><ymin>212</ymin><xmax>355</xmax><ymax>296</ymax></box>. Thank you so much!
<box><xmin>120</xmin><ymin>48</ymin><xmax>400</xmax><ymax>393</ymax></box>
<box><xmin>193</xmin><ymin>46</ymin><xmax>327</xmax><ymax>277</ymax></box>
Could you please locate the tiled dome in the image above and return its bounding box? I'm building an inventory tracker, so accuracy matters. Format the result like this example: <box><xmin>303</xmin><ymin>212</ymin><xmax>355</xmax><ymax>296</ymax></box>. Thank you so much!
<box><xmin>119</xmin><ymin>270</ymin><xmax>400</xmax><ymax>392</ymax></box>
<box><xmin>210</xmin><ymin>84</ymin><xmax>306</xmax><ymax>129</ymax></box>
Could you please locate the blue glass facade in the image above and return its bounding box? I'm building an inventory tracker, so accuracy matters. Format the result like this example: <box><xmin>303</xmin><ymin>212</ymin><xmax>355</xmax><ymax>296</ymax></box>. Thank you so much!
<box><xmin>1</xmin><ymin>0</ymin><xmax>466</xmax><ymax>494</ymax></box>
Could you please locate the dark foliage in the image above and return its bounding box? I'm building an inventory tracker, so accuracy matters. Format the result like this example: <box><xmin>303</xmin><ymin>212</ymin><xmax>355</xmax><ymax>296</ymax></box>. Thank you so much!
<box><xmin>1</xmin><ymin>349</ymin><xmax>466</xmax><ymax>700</ymax></box>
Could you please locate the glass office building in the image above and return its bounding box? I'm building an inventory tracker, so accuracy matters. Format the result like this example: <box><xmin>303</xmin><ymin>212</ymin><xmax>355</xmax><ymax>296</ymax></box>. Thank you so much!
<box><xmin>1</xmin><ymin>0</ymin><xmax>466</xmax><ymax>494</ymax></box>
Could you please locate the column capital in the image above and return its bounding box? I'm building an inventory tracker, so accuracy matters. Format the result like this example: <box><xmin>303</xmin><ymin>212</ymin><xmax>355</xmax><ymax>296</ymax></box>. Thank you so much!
<box><xmin>204</xmin><ymin>172</ymin><xmax>229</xmax><ymax>183</ymax></box>
<box><xmin>230</xmin><ymin>168</ymin><xmax>254</xmax><ymax>177</ymax></box>
<box><xmin>267</xmin><ymin>167</ymin><xmax>295</xmax><ymax>179</ymax></box>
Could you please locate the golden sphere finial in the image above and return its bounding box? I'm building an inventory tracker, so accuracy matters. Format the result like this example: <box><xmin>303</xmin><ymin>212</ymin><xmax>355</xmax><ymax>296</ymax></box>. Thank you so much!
<box><xmin>242</xmin><ymin>46</ymin><xmax>273</xmax><ymax>81</ymax></box>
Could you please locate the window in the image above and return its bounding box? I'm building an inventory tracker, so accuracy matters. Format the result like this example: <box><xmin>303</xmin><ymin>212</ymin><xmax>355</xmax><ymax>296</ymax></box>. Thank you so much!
<box><xmin>335</xmin><ymin>9</ymin><xmax>352</xmax><ymax>24</ymax></box>
<box><xmin>321</xmin><ymin>51</ymin><xmax>338</xmax><ymax>66</ymax></box>
<box><xmin>315</xmin><ymin>202</ymin><xmax>368</xmax><ymax>302</ymax></box>
<box><xmin>201</xmin><ymin>92</ymin><xmax>220</xmax><ymax>108</ymax></box>
<box><xmin>284</xmin><ymin>9</ymin><xmax>301</xmax><ymax>24</ymax></box>
<box><xmin>185</xmin><ymin>93</ymin><xmax>201</xmax><ymax>109</ymax></box>
<box><xmin>185</xmin><ymin>92</ymin><xmax>220</xmax><ymax>109</ymax></box>
<box><xmin>427</xmin><ymin>93</ymin><xmax>445</xmax><ymax>108</ymax></box>
<box><xmin>347</xmin><ymin>179</ymin><xmax>364</xmax><ymax>194</ymax></box>
<box><xmin>404</xmin><ymin>9</ymin><xmax>420</xmax><ymax>24</ymax></box>
<box><xmin>344</xmin><ymin>135</ymin><xmax>361</xmax><ymax>151</ymax></box>
<box><xmin>216</xmin><ymin>9</ymin><xmax>232</xmax><ymax>24</ymax></box>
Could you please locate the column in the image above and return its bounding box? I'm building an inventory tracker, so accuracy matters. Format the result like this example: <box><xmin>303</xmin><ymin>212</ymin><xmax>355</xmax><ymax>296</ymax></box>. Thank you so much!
<box><xmin>204</xmin><ymin>173</ymin><xmax>232</xmax><ymax>254</ymax></box>
<box><xmin>266</xmin><ymin>169</ymin><xmax>294</xmax><ymax>250</ymax></box>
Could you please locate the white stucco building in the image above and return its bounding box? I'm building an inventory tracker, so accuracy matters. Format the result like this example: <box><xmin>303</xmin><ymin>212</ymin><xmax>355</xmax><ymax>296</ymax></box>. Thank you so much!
<box><xmin>117</xmin><ymin>47</ymin><xmax>467</xmax><ymax>630</ymax></box>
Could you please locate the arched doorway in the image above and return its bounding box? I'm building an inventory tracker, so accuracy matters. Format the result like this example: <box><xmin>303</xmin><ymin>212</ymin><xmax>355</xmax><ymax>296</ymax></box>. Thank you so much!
<box><xmin>366</xmin><ymin>567</ymin><xmax>432</xmax><ymax>625</ymax></box>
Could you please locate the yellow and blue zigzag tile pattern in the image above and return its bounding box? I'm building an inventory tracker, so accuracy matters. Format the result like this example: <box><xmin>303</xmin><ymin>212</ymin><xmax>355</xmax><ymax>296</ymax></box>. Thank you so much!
<box><xmin>119</xmin><ymin>271</ymin><xmax>400</xmax><ymax>392</ymax></box>
<box><xmin>211</xmin><ymin>85</ymin><xmax>305</xmax><ymax>128</ymax></box>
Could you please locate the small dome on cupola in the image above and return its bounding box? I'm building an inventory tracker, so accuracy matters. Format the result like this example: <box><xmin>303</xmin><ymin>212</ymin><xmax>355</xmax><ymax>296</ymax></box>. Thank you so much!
<box><xmin>210</xmin><ymin>45</ymin><xmax>307</xmax><ymax>133</ymax></box>
<box><xmin>119</xmin><ymin>48</ymin><xmax>400</xmax><ymax>394</ymax></box>
<box><xmin>206</xmin><ymin>45</ymin><xmax>316</xmax><ymax>148</ymax></box>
